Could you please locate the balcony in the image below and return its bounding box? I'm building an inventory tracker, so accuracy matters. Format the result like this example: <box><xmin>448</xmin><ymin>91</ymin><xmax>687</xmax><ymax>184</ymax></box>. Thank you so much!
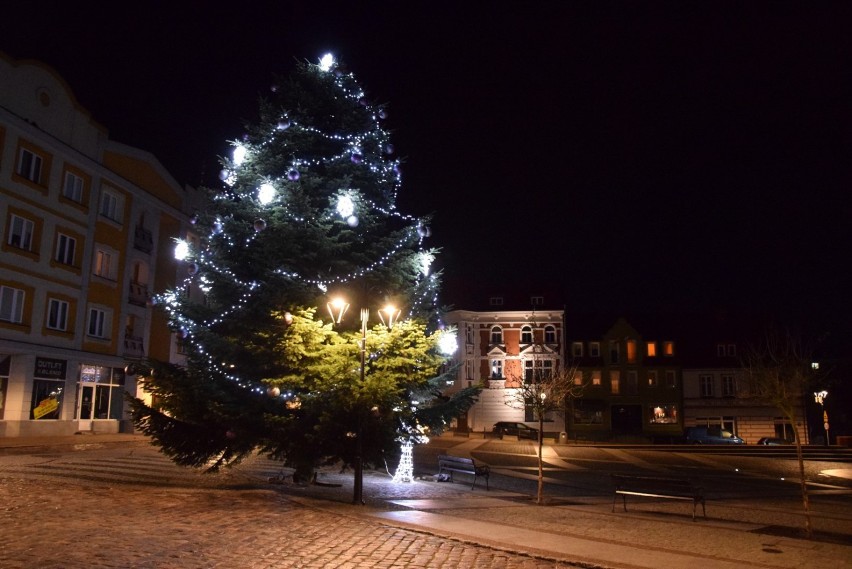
<box><xmin>134</xmin><ymin>227</ymin><xmax>153</xmax><ymax>253</ymax></box>
<box><xmin>124</xmin><ymin>334</ymin><xmax>145</xmax><ymax>357</ymax></box>
<box><xmin>128</xmin><ymin>281</ymin><xmax>149</xmax><ymax>306</ymax></box>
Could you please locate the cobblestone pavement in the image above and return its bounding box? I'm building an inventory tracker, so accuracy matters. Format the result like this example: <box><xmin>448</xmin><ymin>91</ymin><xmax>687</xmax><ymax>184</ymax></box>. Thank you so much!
<box><xmin>0</xmin><ymin>445</ymin><xmax>575</xmax><ymax>569</ymax></box>
<box><xmin>2</xmin><ymin>437</ymin><xmax>851</xmax><ymax>569</ymax></box>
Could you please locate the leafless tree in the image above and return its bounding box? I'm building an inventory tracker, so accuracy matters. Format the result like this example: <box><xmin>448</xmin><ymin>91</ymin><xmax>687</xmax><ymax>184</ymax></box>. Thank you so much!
<box><xmin>504</xmin><ymin>362</ymin><xmax>586</xmax><ymax>504</ymax></box>
<box><xmin>742</xmin><ymin>327</ymin><xmax>821</xmax><ymax>538</ymax></box>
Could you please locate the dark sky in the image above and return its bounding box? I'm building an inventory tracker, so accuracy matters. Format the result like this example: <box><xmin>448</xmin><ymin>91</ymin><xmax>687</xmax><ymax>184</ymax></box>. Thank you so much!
<box><xmin>3</xmin><ymin>2</ymin><xmax>850</xmax><ymax>341</ymax></box>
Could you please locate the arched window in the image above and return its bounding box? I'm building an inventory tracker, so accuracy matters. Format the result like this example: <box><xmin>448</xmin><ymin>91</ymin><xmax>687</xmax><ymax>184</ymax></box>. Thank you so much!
<box><xmin>490</xmin><ymin>325</ymin><xmax>503</xmax><ymax>345</ymax></box>
<box><xmin>544</xmin><ymin>325</ymin><xmax>556</xmax><ymax>344</ymax></box>
<box><xmin>521</xmin><ymin>325</ymin><xmax>533</xmax><ymax>344</ymax></box>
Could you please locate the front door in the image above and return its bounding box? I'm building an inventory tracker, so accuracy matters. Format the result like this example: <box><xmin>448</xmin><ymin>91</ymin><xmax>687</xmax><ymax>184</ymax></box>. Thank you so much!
<box><xmin>76</xmin><ymin>384</ymin><xmax>94</xmax><ymax>431</ymax></box>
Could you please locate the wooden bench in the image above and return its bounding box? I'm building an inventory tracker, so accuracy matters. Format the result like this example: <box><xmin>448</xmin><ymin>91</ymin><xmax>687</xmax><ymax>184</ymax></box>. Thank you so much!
<box><xmin>438</xmin><ymin>454</ymin><xmax>490</xmax><ymax>490</ymax></box>
<box><xmin>611</xmin><ymin>474</ymin><xmax>705</xmax><ymax>520</ymax></box>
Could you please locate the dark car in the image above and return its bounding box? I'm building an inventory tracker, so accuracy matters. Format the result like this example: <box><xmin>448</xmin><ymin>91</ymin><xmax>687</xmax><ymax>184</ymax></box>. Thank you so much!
<box><xmin>757</xmin><ymin>437</ymin><xmax>791</xmax><ymax>445</ymax></box>
<box><xmin>492</xmin><ymin>421</ymin><xmax>539</xmax><ymax>440</ymax></box>
<box><xmin>683</xmin><ymin>426</ymin><xmax>744</xmax><ymax>445</ymax></box>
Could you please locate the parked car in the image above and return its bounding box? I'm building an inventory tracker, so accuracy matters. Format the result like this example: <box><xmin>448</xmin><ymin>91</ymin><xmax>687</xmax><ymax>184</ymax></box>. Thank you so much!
<box><xmin>683</xmin><ymin>426</ymin><xmax>744</xmax><ymax>445</ymax></box>
<box><xmin>492</xmin><ymin>421</ymin><xmax>539</xmax><ymax>440</ymax></box>
<box><xmin>756</xmin><ymin>437</ymin><xmax>792</xmax><ymax>445</ymax></box>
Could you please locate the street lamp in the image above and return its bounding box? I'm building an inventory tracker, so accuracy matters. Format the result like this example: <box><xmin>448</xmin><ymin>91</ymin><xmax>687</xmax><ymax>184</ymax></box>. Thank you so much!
<box><xmin>814</xmin><ymin>390</ymin><xmax>829</xmax><ymax>447</ymax></box>
<box><xmin>326</xmin><ymin>297</ymin><xmax>400</xmax><ymax>504</ymax></box>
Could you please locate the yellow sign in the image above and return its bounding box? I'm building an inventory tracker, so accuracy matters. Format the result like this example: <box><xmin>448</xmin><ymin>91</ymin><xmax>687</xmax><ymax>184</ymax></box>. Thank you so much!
<box><xmin>33</xmin><ymin>397</ymin><xmax>59</xmax><ymax>420</ymax></box>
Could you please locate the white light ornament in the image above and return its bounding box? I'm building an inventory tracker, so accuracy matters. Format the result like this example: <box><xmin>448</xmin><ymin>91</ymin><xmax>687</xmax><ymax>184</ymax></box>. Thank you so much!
<box><xmin>258</xmin><ymin>183</ymin><xmax>276</xmax><ymax>205</ymax></box>
<box><xmin>392</xmin><ymin>439</ymin><xmax>414</xmax><ymax>483</ymax></box>
<box><xmin>437</xmin><ymin>329</ymin><xmax>458</xmax><ymax>356</ymax></box>
<box><xmin>174</xmin><ymin>240</ymin><xmax>190</xmax><ymax>261</ymax></box>
<box><xmin>418</xmin><ymin>252</ymin><xmax>434</xmax><ymax>277</ymax></box>
<box><xmin>232</xmin><ymin>144</ymin><xmax>247</xmax><ymax>167</ymax></box>
<box><xmin>319</xmin><ymin>53</ymin><xmax>335</xmax><ymax>72</ymax></box>
<box><xmin>336</xmin><ymin>193</ymin><xmax>359</xmax><ymax>227</ymax></box>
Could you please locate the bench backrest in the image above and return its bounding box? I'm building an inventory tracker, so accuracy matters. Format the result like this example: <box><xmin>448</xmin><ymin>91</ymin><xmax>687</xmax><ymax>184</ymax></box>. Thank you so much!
<box><xmin>438</xmin><ymin>455</ymin><xmax>475</xmax><ymax>466</ymax></box>
<box><xmin>612</xmin><ymin>474</ymin><xmax>698</xmax><ymax>491</ymax></box>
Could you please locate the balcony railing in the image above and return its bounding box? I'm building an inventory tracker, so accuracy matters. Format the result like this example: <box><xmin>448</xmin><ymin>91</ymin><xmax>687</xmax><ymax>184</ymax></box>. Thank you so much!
<box><xmin>124</xmin><ymin>334</ymin><xmax>145</xmax><ymax>357</ymax></box>
<box><xmin>128</xmin><ymin>281</ymin><xmax>148</xmax><ymax>306</ymax></box>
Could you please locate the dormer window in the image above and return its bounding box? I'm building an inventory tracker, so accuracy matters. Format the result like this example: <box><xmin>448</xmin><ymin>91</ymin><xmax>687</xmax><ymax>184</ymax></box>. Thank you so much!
<box><xmin>489</xmin><ymin>296</ymin><xmax>504</xmax><ymax>306</ymax></box>
<box><xmin>531</xmin><ymin>296</ymin><xmax>543</xmax><ymax>306</ymax></box>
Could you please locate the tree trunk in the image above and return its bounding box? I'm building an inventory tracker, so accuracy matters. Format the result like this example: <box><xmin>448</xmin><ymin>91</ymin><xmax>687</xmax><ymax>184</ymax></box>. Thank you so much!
<box><xmin>794</xmin><ymin>428</ymin><xmax>812</xmax><ymax>537</ymax></box>
<box><xmin>537</xmin><ymin>415</ymin><xmax>544</xmax><ymax>504</ymax></box>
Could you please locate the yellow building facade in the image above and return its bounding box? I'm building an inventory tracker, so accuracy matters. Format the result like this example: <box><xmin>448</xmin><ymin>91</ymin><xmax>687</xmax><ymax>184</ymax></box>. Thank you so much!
<box><xmin>0</xmin><ymin>54</ymin><xmax>187</xmax><ymax>437</ymax></box>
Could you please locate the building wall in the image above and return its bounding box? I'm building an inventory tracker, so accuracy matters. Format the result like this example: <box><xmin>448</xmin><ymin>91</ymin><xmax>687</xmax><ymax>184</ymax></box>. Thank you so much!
<box><xmin>0</xmin><ymin>54</ymin><xmax>187</xmax><ymax>437</ymax></box>
<box><xmin>445</xmin><ymin>308</ymin><xmax>565</xmax><ymax>435</ymax></box>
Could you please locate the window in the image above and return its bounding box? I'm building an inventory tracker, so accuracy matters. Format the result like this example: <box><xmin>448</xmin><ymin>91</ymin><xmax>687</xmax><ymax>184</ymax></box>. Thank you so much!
<box><xmin>530</xmin><ymin>296</ymin><xmax>543</xmax><ymax>306</ymax></box>
<box><xmin>46</xmin><ymin>298</ymin><xmax>69</xmax><ymax>331</ymax></box>
<box><xmin>700</xmin><ymin>374</ymin><xmax>714</xmax><ymax>398</ymax></box>
<box><xmin>63</xmin><ymin>171</ymin><xmax>84</xmax><ymax>202</ymax></box>
<box><xmin>524</xmin><ymin>359</ymin><xmax>554</xmax><ymax>382</ymax></box>
<box><xmin>665</xmin><ymin>370</ymin><xmax>676</xmax><ymax>388</ymax></box>
<box><xmin>87</xmin><ymin>308</ymin><xmax>108</xmax><ymax>338</ymax></box>
<box><xmin>8</xmin><ymin>215</ymin><xmax>34</xmax><ymax>250</ymax></box>
<box><xmin>589</xmin><ymin>342</ymin><xmax>600</xmax><ymax>357</ymax></box>
<box><xmin>490</xmin><ymin>326</ymin><xmax>503</xmax><ymax>344</ymax></box>
<box><xmin>727</xmin><ymin>344</ymin><xmax>736</xmax><ymax>357</ymax></box>
<box><xmin>30</xmin><ymin>380</ymin><xmax>64</xmax><ymax>420</ymax></box>
<box><xmin>626</xmin><ymin>371</ymin><xmax>638</xmax><ymax>395</ymax></box>
<box><xmin>626</xmin><ymin>340</ymin><xmax>637</xmax><ymax>363</ymax></box>
<box><xmin>0</xmin><ymin>286</ymin><xmax>25</xmax><ymax>323</ymax></box>
<box><xmin>663</xmin><ymin>341</ymin><xmax>675</xmax><ymax>356</ymax></box>
<box><xmin>544</xmin><ymin>325</ymin><xmax>556</xmax><ymax>344</ymax></box>
<box><xmin>521</xmin><ymin>325</ymin><xmax>533</xmax><ymax>344</ymax></box>
<box><xmin>647</xmin><ymin>342</ymin><xmax>657</xmax><ymax>357</ymax></box>
<box><xmin>610</xmin><ymin>370</ymin><xmax>620</xmax><ymax>394</ymax></box>
<box><xmin>55</xmin><ymin>233</ymin><xmax>76</xmax><ymax>265</ymax></box>
<box><xmin>488</xmin><ymin>296</ymin><xmax>504</xmax><ymax>306</ymax></box>
<box><xmin>722</xmin><ymin>374</ymin><xmax>736</xmax><ymax>397</ymax></box>
<box><xmin>609</xmin><ymin>341</ymin><xmax>620</xmax><ymax>363</ymax></box>
<box><xmin>650</xmin><ymin>404</ymin><xmax>678</xmax><ymax>424</ymax></box>
<box><xmin>94</xmin><ymin>248</ymin><xmax>115</xmax><ymax>279</ymax></box>
<box><xmin>716</xmin><ymin>343</ymin><xmax>726</xmax><ymax>357</ymax></box>
<box><xmin>490</xmin><ymin>359</ymin><xmax>503</xmax><ymax>379</ymax></box>
<box><xmin>591</xmin><ymin>370</ymin><xmax>602</xmax><ymax>386</ymax></box>
<box><xmin>17</xmin><ymin>148</ymin><xmax>43</xmax><ymax>183</ymax></box>
<box><xmin>571</xmin><ymin>342</ymin><xmax>583</xmax><ymax>357</ymax></box>
<box><xmin>573</xmin><ymin>400</ymin><xmax>605</xmax><ymax>424</ymax></box>
<box><xmin>573</xmin><ymin>370</ymin><xmax>583</xmax><ymax>385</ymax></box>
<box><xmin>100</xmin><ymin>191</ymin><xmax>119</xmax><ymax>221</ymax></box>
<box><xmin>647</xmin><ymin>370</ymin><xmax>658</xmax><ymax>387</ymax></box>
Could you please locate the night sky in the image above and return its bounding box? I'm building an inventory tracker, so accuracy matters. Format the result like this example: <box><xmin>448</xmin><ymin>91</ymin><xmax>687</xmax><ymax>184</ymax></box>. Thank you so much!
<box><xmin>3</xmin><ymin>2</ymin><xmax>850</xmax><ymax>344</ymax></box>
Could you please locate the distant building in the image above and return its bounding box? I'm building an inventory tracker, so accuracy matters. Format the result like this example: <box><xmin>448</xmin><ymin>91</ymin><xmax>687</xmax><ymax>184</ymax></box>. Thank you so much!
<box><xmin>567</xmin><ymin>317</ymin><xmax>683</xmax><ymax>442</ymax></box>
<box><xmin>444</xmin><ymin>293</ymin><xmax>565</xmax><ymax>436</ymax></box>
<box><xmin>679</xmin><ymin>324</ymin><xmax>809</xmax><ymax>444</ymax></box>
<box><xmin>0</xmin><ymin>54</ymin><xmax>189</xmax><ymax>437</ymax></box>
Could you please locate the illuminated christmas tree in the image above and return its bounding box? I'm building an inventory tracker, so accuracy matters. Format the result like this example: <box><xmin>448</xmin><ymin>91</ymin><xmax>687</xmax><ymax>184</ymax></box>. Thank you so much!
<box><xmin>129</xmin><ymin>54</ymin><xmax>478</xmax><ymax>487</ymax></box>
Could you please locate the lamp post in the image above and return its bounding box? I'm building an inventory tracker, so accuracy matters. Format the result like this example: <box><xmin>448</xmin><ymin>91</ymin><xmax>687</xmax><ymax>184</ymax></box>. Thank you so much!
<box><xmin>814</xmin><ymin>390</ymin><xmax>829</xmax><ymax>447</ymax></box>
<box><xmin>327</xmin><ymin>297</ymin><xmax>400</xmax><ymax>504</ymax></box>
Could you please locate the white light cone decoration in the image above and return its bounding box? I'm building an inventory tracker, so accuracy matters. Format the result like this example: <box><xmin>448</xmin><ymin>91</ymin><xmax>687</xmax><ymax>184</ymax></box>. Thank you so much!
<box><xmin>392</xmin><ymin>440</ymin><xmax>414</xmax><ymax>483</ymax></box>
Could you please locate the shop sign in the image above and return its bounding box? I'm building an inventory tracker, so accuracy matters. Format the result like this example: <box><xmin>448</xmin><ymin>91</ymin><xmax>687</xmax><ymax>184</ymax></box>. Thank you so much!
<box><xmin>34</xmin><ymin>357</ymin><xmax>66</xmax><ymax>380</ymax></box>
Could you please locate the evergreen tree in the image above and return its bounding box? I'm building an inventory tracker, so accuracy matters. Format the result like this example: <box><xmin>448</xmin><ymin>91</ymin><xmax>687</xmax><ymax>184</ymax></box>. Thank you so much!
<box><xmin>129</xmin><ymin>54</ymin><xmax>479</xmax><ymax>481</ymax></box>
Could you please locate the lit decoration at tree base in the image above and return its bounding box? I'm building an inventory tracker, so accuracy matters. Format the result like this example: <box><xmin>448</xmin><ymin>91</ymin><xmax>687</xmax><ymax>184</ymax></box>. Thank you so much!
<box><xmin>392</xmin><ymin>440</ymin><xmax>414</xmax><ymax>483</ymax></box>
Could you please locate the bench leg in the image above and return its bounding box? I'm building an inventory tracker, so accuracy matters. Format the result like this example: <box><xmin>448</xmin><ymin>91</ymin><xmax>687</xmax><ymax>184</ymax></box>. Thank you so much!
<box><xmin>471</xmin><ymin>475</ymin><xmax>476</xmax><ymax>490</ymax></box>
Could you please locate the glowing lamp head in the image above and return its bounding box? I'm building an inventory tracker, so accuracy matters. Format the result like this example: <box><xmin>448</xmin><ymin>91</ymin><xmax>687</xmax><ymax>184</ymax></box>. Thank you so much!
<box><xmin>327</xmin><ymin>297</ymin><xmax>349</xmax><ymax>324</ymax></box>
